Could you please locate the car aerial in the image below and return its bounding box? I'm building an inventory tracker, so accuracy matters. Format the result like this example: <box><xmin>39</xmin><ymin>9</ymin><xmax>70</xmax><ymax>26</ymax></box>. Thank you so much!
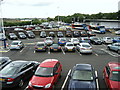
<box><xmin>107</xmin><ymin>43</ymin><xmax>120</xmax><ymax>54</ymax></box>
<box><xmin>0</xmin><ymin>57</ymin><xmax>12</xmax><ymax>70</ymax></box>
<box><xmin>49</xmin><ymin>32</ymin><xmax>55</xmax><ymax>37</ymax></box>
<box><xmin>68</xmin><ymin>64</ymin><xmax>98</xmax><ymax>90</ymax></box>
<box><xmin>58</xmin><ymin>38</ymin><xmax>67</xmax><ymax>46</ymax></box>
<box><xmin>50</xmin><ymin>44</ymin><xmax>62</xmax><ymax>52</ymax></box>
<box><xmin>35</xmin><ymin>42</ymin><xmax>47</xmax><ymax>52</ymax></box>
<box><xmin>26</xmin><ymin>59</ymin><xmax>62</xmax><ymax>90</ymax></box>
<box><xmin>79</xmin><ymin>37</ymin><xmax>91</xmax><ymax>43</ymax></box>
<box><xmin>57</xmin><ymin>31</ymin><xmax>64</xmax><ymax>37</ymax></box>
<box><xmin>102</xmin><ymin>37</ymin><xmax>113</xmax><ymax>44</ymax></box>
<box><xmin>26</xmin><ymin>31</ymin><xmax>35</xmax><ymax>38</ymax></box>
<box><xmin>113</xmin><ymin>37</ymin><xmax>120</xmax><ymax>43</ymax></box>
<box><xmin>103</xmin><ymin>62</ymin><xmax>120</xmax><ymax>89</ymax></box>
<box><xmin>44</xmin><ymin>37</ymin><xmax>54</xmax><ymax>46</ymax></box>
<box><xmin>65</xmin><ymin>31</ymin><xmax>72</xmax><ymax>37</ymax></box>
<box><xmin>18</xmin><ymin>32</ymin><xmax>27</xmax><ymax>39</ymax></box>
<box><xmin>80</xmin><ymin>31</ymin><xmax>88</xmax><ymax>37</ymax></box>
<box><xmin>69</xmin><ymin>38</ymin><xmax>79</xmax><ymax>45</ymax></box>
<box><xmin>115</xmin><ymin>30</ymin><xmax>120</xmax><ymax>35</ymax></box>
<box><xmin>8</xmin><ymin>33</ymin><xmax>18</xmax><ymax>40</ymax></box>
<box><xmin>73</xmin><ymin>31</ymin><xmax>80</xmax><ymax>37</ymax></box>
<box><xmin>9</xmin><ymin>41</ymin><xmax>24</xmax><ymax>50</ymax></box>
<box><xmin>87</xmin><ymin>31</ymin><xmax>96</xmax><ymax>37</ymax></box>
<box><xmin>90</xmin><ymin>37</ymin><xmax>102</xmax><ymax>45</ymax></box>
<box><xmin>76</xmin><ymin>43</ymin><xmax>92</xmax><ymax>54</ymax></box>
<box><xmin>40</xmin><ymin>31</ymin><xmax>47</xmax><ymax>38</ymax></box>
<box><xmin>64</xmin><ymin>42</ymin><xmax>75</xmax><ymax>52</ymax></box>
<box><xmin>0</xmin><ymin>60</ymin><xmax>39</xmax><ymax>88</ymax></box>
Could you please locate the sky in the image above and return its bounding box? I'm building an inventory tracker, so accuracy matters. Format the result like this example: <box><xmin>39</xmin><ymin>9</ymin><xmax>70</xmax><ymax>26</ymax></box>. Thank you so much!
<box><xmin>0</xmin><ymin>0</ymin><xmax>120</xmax><ymax>18</ymax></box>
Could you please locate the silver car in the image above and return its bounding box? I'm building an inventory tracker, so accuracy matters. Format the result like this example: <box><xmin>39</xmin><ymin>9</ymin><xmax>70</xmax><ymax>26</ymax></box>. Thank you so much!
<box><xmin>9</xmin><ymin>41</ymin><xmax>24</xmax><ymax>50</ymax></box>
<box><xmin>102</xmin><ymin>37</ymin><xmax>113</xmax><ymax>44</ymax></box>
<box><xmin>107</xmin><ymin>43</ymin><xmax>120</xmax><ymax>53</ymax></box>
<box><xmin>44</xmin><ymin>37</ymin><xmax>54</xmax><ymax>45</ymax></box>
<box><xmin>64</xmin><ymin>42</ymin><xmax>75</xmax><ymax>52</ymax></box>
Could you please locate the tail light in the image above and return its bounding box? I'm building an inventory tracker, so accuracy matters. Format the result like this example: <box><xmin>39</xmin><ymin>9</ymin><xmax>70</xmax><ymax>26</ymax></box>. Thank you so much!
<box><xmin>51</xmin><ymin>47</ymin><xmax>53</xmax><ymax>49</ymax></box>
<box><xmin>58</xmin><ymin>47</ymin><xmax>61</xmax><ymax>49</ymax></box>
<box><xmin>81</xmin><ymin>48</ymin><xmax>85</xmax><ymax>50</ymax></box>
<box><xmin>7</xmin><ymin>78</ymin><xmax>14</xmax><ymax>82</ymax></box>
<box><xmin>34</xmin><ymin>46</ymin><xmax>38</xmax><ymax>49</ymax></box>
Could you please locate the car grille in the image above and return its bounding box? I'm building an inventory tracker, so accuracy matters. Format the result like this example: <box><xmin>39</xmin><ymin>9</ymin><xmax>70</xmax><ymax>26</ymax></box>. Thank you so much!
<box><xmin>32</xmin><ymin>85</ymin><xmax>44</xmax><ymax>89</ymax></box>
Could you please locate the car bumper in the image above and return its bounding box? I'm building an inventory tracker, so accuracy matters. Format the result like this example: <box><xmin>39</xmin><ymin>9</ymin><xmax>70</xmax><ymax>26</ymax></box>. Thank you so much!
<box><xmin>80</xmin><ymin>50</ymin><xmax>92</xmax><ymax>53</ymax></box>
<box><xmin>35</xmin><ymin>48</ymin><xmax>46</xmax><ymax>51</ymax></box>
<box><xmin>10</xmin><ymin>47</ymin><xmax>20</xmax><ymax>50</ymax></box>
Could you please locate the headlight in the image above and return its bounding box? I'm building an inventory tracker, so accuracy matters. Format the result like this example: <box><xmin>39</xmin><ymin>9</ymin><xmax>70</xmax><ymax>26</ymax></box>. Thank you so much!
<box><xmin>45</xmin><ymin>83</ymin><xmax>51</xmax><ymax>88</ymax></box>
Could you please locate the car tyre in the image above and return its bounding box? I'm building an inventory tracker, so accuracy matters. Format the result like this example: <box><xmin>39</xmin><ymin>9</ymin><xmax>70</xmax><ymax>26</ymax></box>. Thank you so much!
<box><xmin>18</xmin><ymin>79</ymin><xmax>24</xmax><ymax>88</ymax></box>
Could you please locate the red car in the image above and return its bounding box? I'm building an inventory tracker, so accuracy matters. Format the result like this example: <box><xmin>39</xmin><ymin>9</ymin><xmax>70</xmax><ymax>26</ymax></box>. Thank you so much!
<box><xmin>103</xmin><ymin>62</ymin><xmax>120</xmax><ymax>90</ymax></box>
<box><xmin>26</xmin><ymin>59</ymin><xmax>62</xmax><ymax>90</ymax></box>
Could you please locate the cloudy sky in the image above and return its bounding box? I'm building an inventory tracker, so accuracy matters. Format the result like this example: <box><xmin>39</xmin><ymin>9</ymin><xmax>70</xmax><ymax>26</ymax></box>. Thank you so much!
<box><xmin>1</xmin><ymin>0</ymin><xmax>120</xmax><ymax>18</ymax></box>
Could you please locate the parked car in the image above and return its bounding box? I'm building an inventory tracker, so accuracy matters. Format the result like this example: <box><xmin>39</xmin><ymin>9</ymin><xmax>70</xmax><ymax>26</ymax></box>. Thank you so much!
<box><xmin>102</xmin><ymin>37</ymin><xmax>113</xmax><ymax>44</ymax></box>
<box><xmin>79</xmin><ymin>37</ymin><xmax>91</xmax><ymax>43</ymax></box>
<box><xmin>35</xmin><ymin>42</ymin><xmax>47</xmax><ymax>52</ymax></box>
<box><xmin>44</xmin><ymin>37</ymin><xmax>54</xmax><ymax>46</ymax></box>
<box><xmin>107</xmin><ymin>43</ymin><xmax>120</xmax><ymax>53</ymax></box>
<box><xmin>115</xmin><ymin>30</ymin><xmax>120</xmax><ymax>35</ymax></box>
<box><xmin>69</xmin><ymin>38</ymin><xmax>79</xmax><ymax>45</ymax></box>
<box><xmin>49</xmin><ymin>32</ymin><xmax>55</xmax><ymax>37</ymax></box>
<box><xmin>0</xmin><ymin>33</ymin><xmax>7</xmax><ymax>41</ymax></box>
<box><xmin>73</xmin><ymin>31</ymin><xmax>80</xmax><ymax>37</ymax></box>
<box><xmin>80</xmin><ymin>31</ymin><xmax>88</xmax><ymax>37</ymax></box>
<box><xmin>50</xmin><ymin>44</ymin><xmax>61</xmax><ymax>52</ymax></box>
<box><xmin>18</xmin><ymin>32</ymin><xmax>27</xmax><ymax>39</ymax></box>
<box><xmin>26</xmin><ymin>59</ymin><xmax>62</xmax><ymax>90</ymax></box>
<box><xmin>26</xmin><ymin>31</ymin><xmax>35</xmax><ymax>38</ymax></box>
<box><xmin>65</xmin><ymin>31</ymin><xmax>72</xmax><ymax>37</ymax></box>
<box><xmin>0</xmin><ymin>60</ymin><xmax>39</xmax><ymax>88</ymax></box>
<box><xmin>58</xmin><ymin>38</ymin><xmax>67</xmax><ymax>46</ymax></box>
<box><xmin>90</xmin><ymin>37</ymin><xmax>102</xmax><ymax>45</ymax></box>
<box><xmin>64</xmin><ymin>42</ymin><xmax>75</xmax><ymax>52</ymax></box>
<box><xmin>8</xmin><ymin>33</ymin><xmax>17</xmax><ymax>40</ymax></box>
<box><xmin>76</xmin><ymin>43</ymin><xmax>92</xmax><ymax>54</ymax></box>
<box><xmin>113</xmin><ymin>37</ymin><xmax>120</xmax><ymax>43</ymax></box>
<box><xmin>40</xmin><ymin>31</ymin><xmax>47</xmax><ymax>38</ymax></box>
<box><xmin>87</xmin><ymin>31</ymin><xmax>96</xmax><ymax>37</ymax></box>
<box><xmin>68</xmin><ymin>64</ymin><xmax>98</xmax><ymax>90</ymax></box>
<box><xmin>103</xmin><ymin>62</ymin><xmax>120</xmax><ymax>89</ymax></box>
<box><xmin>9</xmin><ymin>41</ymin><xmax>24</xmax><ymax>50</ymax></box>
<box><xmin>57</xmin><ymin>32</ymin><xmax>64</xmax><ymax>37</ymax></box>
<box><xmin>0</xmin><ymin>57</ymin><xmax>11</xmax><ymax>70</ymax></box>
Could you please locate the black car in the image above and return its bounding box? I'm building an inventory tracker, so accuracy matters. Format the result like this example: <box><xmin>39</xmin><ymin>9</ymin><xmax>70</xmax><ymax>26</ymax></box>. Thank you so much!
<box><xmin>50</xmin><ymin>44</ymin><xmax>62</xmax><ymax>52</ymax></box>
<box><xmin>57</xmin><ymin>31</ymin><xmax>64</xmax><ymax>37</ymax></box>
<box><xmin>73</xmin><ymin>31</ymin><xmax>80</xmax><ymax>37</ymax></box>
<box><xmin>18</xmin><ymin>32</ymin><xmax>27</xmax><ymax>39</ymax></box>
<box><xmin>80</xmin><ymin>31</ymin><xmax>88</xmax><ymax>37</ymax></box>
<box><xmin>49</xmin><ymin>32</ymin><xmax>55</xmax><ymax>37</ymax></box>
<box><xmin>8</xmin><ymin>33</ymin><xmax>18</xmax><ymax>40</ymax></box>
<box><xmin>26</xmin><ymin>31</ymin><xmax>35</xmax><ymax>38</ymax></box>
<box><xmin>0</xmin><ymin>60</ymin><xmax>39</xmax><ymax>88</ymax></box>
<box><xmin>66</xmin><ymin>31</ymin><xmax>72</xmax><ymax>37</ymax></box>
<box><xmin>90</xmin><ymin>37</ymin><xmax>102</xmax><ymax>45</ymax></box>
<box><xmin>87</xmin><ymin>31</ymin><xmax>96</xmax><ymax>37</ymax></box>
<box><xmin>0</xmin><ymin>57</ymin><xmax>11</xmax><ymax>70</ymax></box>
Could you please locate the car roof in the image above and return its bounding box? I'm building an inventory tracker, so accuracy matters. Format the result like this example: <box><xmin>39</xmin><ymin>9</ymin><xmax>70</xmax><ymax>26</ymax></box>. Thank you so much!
<box><xmin>108</xmin><ymin>62</ymin><xmax>120</xmax><ymax>71</ymax></box>
<box><xmin>12</xmin><ymin>41</ymin><xmax>21</xmax><ymax>43</ymax></box>
<box><xmin>74</xmin><ymin>64</ymin><xmax>92</xmax><ymax>71</ymax></box>
<box><xmin>40</xmin><ymin>59</ymin><xmax>59</xmax><ymax>67</ymax></box>
<box><xmin>37</xmin><ymin>42</ymin><xmax>45</xmax><ymax>44</ymax></box>
<box><xmin>80</xmin><ymin>43</ymin><xmax>90</xmax><ymax>45</ymax></box>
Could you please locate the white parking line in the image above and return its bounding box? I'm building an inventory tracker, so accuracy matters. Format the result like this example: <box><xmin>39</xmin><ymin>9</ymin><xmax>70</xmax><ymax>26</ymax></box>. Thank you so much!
<box><xmin>61</xmin><ymin>47</ymin><xmax>65</xmax><ymax>55</ymax></box>
<box><xmin>95</xmin><ymin>71</ymin><xmax>99</xmax><ymax>90</ymax></box>
<box><xmin>61</xmin><ymin>69</ymin><xmax>71</xmax><ymax>90</ymax></box>
<box><xmin>94</xmin><ymin>53</ymin><xmax>99</xmax><ymax>56</ymax></box>
<box><xmin>34</xmin><ymin>50</ymin><xmax>36</xmax><ymax>53</ymax></box>
<box><xmin>76</xmin><ymin>49</ymin><xmax>82</xmax><ymax>56</ymax></box>
<box><xmin>20</xmin><ymin>46</ymin><xmax>26</xmax><ymax>53</ymax></box>
<box><xmin>48</xmin><ymin>48</ymin><xmax>50</xmax><ymax>54</ymax></box>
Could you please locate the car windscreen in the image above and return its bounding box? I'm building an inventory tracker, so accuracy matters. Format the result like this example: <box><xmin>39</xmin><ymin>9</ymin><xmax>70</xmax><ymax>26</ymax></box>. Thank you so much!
<box><xmin>72</xmin><ymin>70</ymin><xmax>93</xmax><ymax>81</ymax></box>
<box><xmin>37</xmin><ymin>44</ymin><xmax>44</xmax><ymax>47</ymax></box>
<box><xmin>11</xmin><ymin>42</ymin><xmax>19</xmax><ymax>45</ymax></box>
<box><xmin>46</xmin><ymin>38</ymin><xmax>52</xmax><ymax>40</ymax></box>
<box><xmin>67</xmin><ymin>44</ymin><xmax>73</xmax><ymax>46</ymax></box>
<box><xmin>35</xmin><ymin>67</ymin><xmax>53</xmax><ymax>77</ymax></box>
<box><xmin>110</xmin><ymin>71</ymin><xmax>120</xmax><ymax>81</ymax></box>
<box><xmin>82</xmin><ymin>44</ymin><xmax>90</xmax><ymax>47</ymax></box>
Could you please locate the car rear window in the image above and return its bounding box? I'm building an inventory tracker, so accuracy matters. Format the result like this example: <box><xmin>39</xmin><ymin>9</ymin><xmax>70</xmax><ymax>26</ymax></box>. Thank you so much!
<box><xmin>82</xmin><ymin>44</ymin><xmax>90</xmax><ymax>47</ymax></box>
<box><xmin>110</xmin><ymin>71</ymin><xmax>120</xmax><ymax>81</ymax></box>
<box><xmin>11</xmin><ymin>42</ymin><xmax>19</xmax><ymax>45</ymax></box>
<box><xmin>37</xmin><ymin>44</ymin><xmax>44</xmax><ymax>46</ymax></box>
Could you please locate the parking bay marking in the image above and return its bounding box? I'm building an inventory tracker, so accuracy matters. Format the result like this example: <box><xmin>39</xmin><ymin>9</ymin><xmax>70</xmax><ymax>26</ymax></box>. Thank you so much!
<box><xmin>61</xmin><ymin>47</ymin><xmax>65</xmax><ymax>55</ymax></box>
<box><xmin>20</xmin><ymin>46</ymin><xmax>26</xmax><ymax>53</ymax></box>
<box><xmin>95</xmin><ymin>71</ymin><xmax>99</xmax><ymax>90</ymax></box>
<box><xmin>61</xmin><ymin>69</ymin><xmax>71</xmax><ymax>90</ymax></box>
<box><xmin>76</xmin><ymin>49</ymin><xmax>82</xmax><ymax>56</ymax></box>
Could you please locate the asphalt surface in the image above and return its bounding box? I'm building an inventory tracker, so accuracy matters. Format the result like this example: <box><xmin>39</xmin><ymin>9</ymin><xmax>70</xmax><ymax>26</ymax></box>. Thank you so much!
<box><xmin>0</xmin><ymin>31</ymin><xmax>120</xmax><ymax>90</ymax></box>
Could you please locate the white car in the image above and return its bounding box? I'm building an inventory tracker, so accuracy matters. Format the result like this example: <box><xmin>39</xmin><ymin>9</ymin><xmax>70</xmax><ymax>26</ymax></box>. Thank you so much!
<box><xmin>64</xmin><ymin>42</ymin><xmax>75</xmax><ymax>52</ymax></box>
<box><xmin>102</xmin><ymin>37</ymin><xmax>113</xmax><ymax>44</ymax></box>
<box><xmin>115</xmin><ymin>30</ymin><xmax>120</xmax><ymax>35</ymax></box>
<box><xmin>69</xmin><ymin>38</ymin><xmax>79</xmax><ymax>45</ymax></box>
<box><xmin>9</xmin><ymin>41</ymin><xmax>24</xmax><ymax>50</ymax></box>
<box><xmin>76</xmin><ymin>43</ymin><xmax>92</xmax><ymax>54</ymax></box>
<box><xmin>44</xmin><ymin>37</ymin><xmax>54</xmax><ymax>45</ymax></box>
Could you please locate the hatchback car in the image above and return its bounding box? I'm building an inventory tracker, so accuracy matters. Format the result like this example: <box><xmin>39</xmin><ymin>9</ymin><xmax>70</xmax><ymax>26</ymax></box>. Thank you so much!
<box><xmin>80</xmin><ymin>31</ymin><xmax>88</xmax><ymax>37</ymax></box>
<box><xmin>26</xmin><ymin>59</ymin><xmax>62</xmax><ymax>90</ymax></box>
<box><xmin>9</xmin><ymin>41</ymin><xmax>24</xmax><ymax>50</ymax></box>
<box><xmin>102</xmin><ymin>37</ymin><xmax>113</xmax><ymax>44</ymax></box>
<box><xmin>113</xmin><ymin>37</ymin><xmax>120</xmax><ymax>43</ymax></box>
<box><xmin>0</xmin><ymin>57</ymin><xmax>11</xmax><ymax>70</ymax></box>
<box><xmin>49</xmin><ymin>32</ymin><xmax>55</xmax><ymax>37</ymax></box>
<box><xmin>57</xmin><ymin>32</ymin><xmax>64</xmax><ymax>37</ymax></box>
<box><xmin>26</xmin><ymin>31</ymin><xmax>35</xmax><ymax>38</ymax></box>
<box><xmin>73</xmin><ymin>31</ymin><xmax>80</xmax><ymax>37</ymax></box>
<box><xmin>87</xmin><ymin>31</ymin><xmax>96</xmax><ymax>37</ymax></box>
<box><xmin>76</xmin><ymin>43</ymin><xmax>92</xmax><ymax>54</ymax></box>
<box><xmin>79</xmin><ymin>37</ymin><xmax>91</xmax><ymax>43</ymax></box>
<box><xmin>8</xmin><ymin>33</ymin><xmax>17</xmax><ymax>40</ymax></box>
<box><xmin>18</xmin><ymin>32</ymin><xmax>27</xmax><ymax>39</ymax></box>
<box><xmin>65</xmin><ymin>31</ymin><xmax>72</xmax><ymax>37</ymax></box>
<box><xmin>90</xmin><ymin>37</ymin><xmax>102</xmax><ymax>45</ymax></box>
<box><xmin>64</xmin><ymin>42</ymin><xmax>75</xmax><ymax>52</ymax></box>
<box><xmin>69</xmin><ymin>38</ymin><xmax>79</xmax><ymax>45</ymax></box>
<box><xmin>44</xmin><ymin>37</ymin><xmax>54</xmax><ymax>46</ymax></box>
<box><xmin>115</xmin><ymin>30</ymin><xmax>120</xmax><ymax>35</ymax></box>
<box><xmin>40</xmin><ymin>31</ymin><xmax>47</xmax><ymax>38</ymax></box>
<box><xmin>50</xmin><ymin>44</ymin><xmax>61</xmax><ymax>52</ymax></box>
<box><xmin>58</xmin><ymin>38</ymin><xmax>67</xmax><ymax>46</ymax></box>
<box><xmin>0</xmin><ymin>60</ymin><xmax>39</xmax><ymax>88</ymax></box>
<box><xmin>103</xmin><ymin>62</ymin><xmax>120</xmax><ymax>89</ymax></box>
<box><xmin>35</xmin><ymin>42</ymin><xmax>47</xmax><ymax>52</ymax></box>
<box><xmin>68</xmin><ymin>64</ymin><xmax>98</xmax><ymax>90</ymax></box>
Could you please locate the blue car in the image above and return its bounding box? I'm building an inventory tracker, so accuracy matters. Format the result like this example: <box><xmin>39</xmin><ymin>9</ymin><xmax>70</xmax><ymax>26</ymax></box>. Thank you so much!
<box><xmin>58</xmin><ymin>38</ymin><xmax>67</xmax><ymax>45</ymax></box>
<box><xmin>68</xmin><ymin>64</ymin><xmax>98</xmax><ymax>90</ymax></box>
<box><xmin>113</xmin><ymin>37</ymin><xmax>120</xmax><ymax>43</ymax></box>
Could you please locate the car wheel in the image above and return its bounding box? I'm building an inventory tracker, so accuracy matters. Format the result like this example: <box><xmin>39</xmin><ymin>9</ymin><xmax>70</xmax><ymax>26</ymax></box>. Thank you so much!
<box><xmin>18</xmin><ymin>79</ymin><xmax>24</xmax><ymax>87</ymax></box>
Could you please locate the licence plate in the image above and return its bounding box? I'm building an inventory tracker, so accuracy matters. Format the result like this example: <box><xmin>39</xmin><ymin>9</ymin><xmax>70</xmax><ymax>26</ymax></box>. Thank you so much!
<box><xmin>0</xmin><ymin>78</ymin><xmax>5</xmax><ymax>81</ymax></box>
<box><xmin>68</xmin><ymin>49</ymin><xmax>72</xmax><ymax>51</ymax></box>
<box><xmin>38</xmin><ymin>48</ymin><xmax>42</xmax><ymax>49</ymax></box>
<box><xmin>54</xmin><ymin>49</ymin><xmax>57</xmax><ymax>51</ymax></box>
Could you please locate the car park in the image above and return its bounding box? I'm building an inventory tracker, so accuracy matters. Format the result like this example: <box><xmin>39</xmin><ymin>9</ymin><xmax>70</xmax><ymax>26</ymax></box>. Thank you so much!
<box><xmin>50</xmin><ymin>44</ymin><xmax>62</xmax><ymax>52</ymax></box>
<box><xmin>0</xmin><ymin>57</ymin><xmax>12</xmax><ymax>70</ymax></box>
<box><xmin>90</xmin><ymin>37</ymin><xmax>102</xmax><ymax>45</ymax></box>
<box><xmin>69</xmin><ymin>38</ymin><xmax>79</xmax><ymax>45</ymax></box>
<box><xmin>113</xmin><ymin>37</ymin><xmax>120</xmax><ymax>43</ymax></box>
<box><xmin>103</xmin><ymin>62</ymin><xmax>120</xmax><ymax>89</ymax></box>
<box><xmin>65</xmin><ymin>31</ymin><xmax>72</xmax><ymax>37</ymax></box>
<box><xmin>18</xmin><ymin>32</ymin><xmax>27</xmax><ymax>39</ymax></box>
<box><xmin>58</xmin><ymin>38</ymin><xmax>67</xmax><ymax>46</ymax></box>
<box><xmin>8</xmin><ymin>33</ymin><xmax>18</xmax><ymax>40</ymax></box>
<box><xmin>26</xmin><ymin>59</ymin><xmax>62</xmax><ymax>90</ymax></box>
<box><xmin>35</xmin><ymin>42</ymin><xmax>47</xmax><ymax>52</ymax></box>
<box><xmin>107</xmin><ymin>43</ymin><xmax>120</xmax><ymax>53</ymax></box>
<box><xmin>49</xmin><ymin>32</ymin><xmax>55</xmax><ymax>37</ymax></box>
<box><xmin>26</xmin><ymin>31</ymin><xmax>35</xmax><ymax>38</ymax></box>
<box><xmin>87</xmin><ymin>31</ymin><xmax>96</xmax><ymax>37</ymax></box>
<box><xmin>40</xmin><ymin>31</ymin><xmax>47</xmax><ymax>38</ymax></box>
<box><xmin>44</xmin><ymin>37</ymin><xmax>54</xmax><ymax>46</ymax></box>
<box><xmin>73</xmin><ymin>31</ymin><xmax>80</xmax><ymax>37</ymax></box>
<box><xmin>68</xmin><ymin>64</ymin><xmax>98</xmax><ymax>90</ymax></box>
<box><xmin>57</xmin><ymin>31</ymin><xmax>64</xmax><ymax>37</ymax></box>
<box><xmin>76</xmin><ymin>43</ymin><xmax>92</xmax><ymax>54</ymax></box>
<box><xmin>64</xmin><ymin>42</ymin><xmax>75</xmax><ymax>52</ymax></box>
<box><xmin>80</xmin><ymin>31</ymin><xmax>88</xmax><ymax>37</ymax></box>
<box><xmin>115</xmin><ymin>30</ymin><xmax>120</xmax><ymax>35</ymax></box>
<box><xmin>102</xmin><ymin>37</ymin><xmax>113</xmax><ymax>44</ymax></box>
<box><xmin>79</xmin><ymin>37</ymin><xmax>91</xmax><ymax>43</ymax></box>
<box><xmin>0</xmin><ymin>60</ymin><xmax>39</xmax><ymax>88</ymax></box>
<box><xmin>9</xmin><ymin>41</ymin><xmax>24</xmax><ymax>50</ymax></box>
